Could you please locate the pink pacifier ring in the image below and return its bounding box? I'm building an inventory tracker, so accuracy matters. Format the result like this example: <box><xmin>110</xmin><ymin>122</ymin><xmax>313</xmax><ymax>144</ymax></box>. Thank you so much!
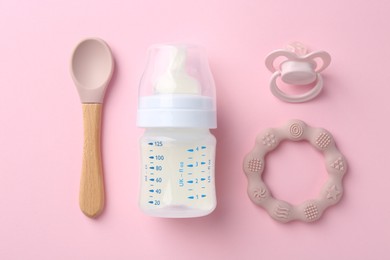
<box><xmin>270</xmin><ymin>71</ymin><xmax>323</xmax><ymax>103</ymax></box>
<box><xmin>243</xmin><ymin>120</ymin><xmax>347</xmax><ymax>223</ymax></box>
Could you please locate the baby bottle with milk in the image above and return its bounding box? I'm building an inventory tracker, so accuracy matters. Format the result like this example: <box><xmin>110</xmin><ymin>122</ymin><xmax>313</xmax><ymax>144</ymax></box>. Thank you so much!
<box><xmin>137</xmin><ymin>44</ymin><xmax>217</xmax><ymax>218</ymax></box>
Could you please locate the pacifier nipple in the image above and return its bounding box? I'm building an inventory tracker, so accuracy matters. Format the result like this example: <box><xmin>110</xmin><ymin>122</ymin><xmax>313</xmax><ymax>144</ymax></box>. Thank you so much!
<box><xmin>285</xmin><ymin>41</ymin><xmax>308</xmax><ymax>56</ymax></box>
<box><xmin>265</xmin><ymin>42</ymin><xmax>331</xmax><ymax>103</ymax></box>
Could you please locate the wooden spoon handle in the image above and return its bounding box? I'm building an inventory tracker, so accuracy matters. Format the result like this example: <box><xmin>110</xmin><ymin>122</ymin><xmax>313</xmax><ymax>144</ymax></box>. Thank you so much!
<box><xmin>79</xmin><ymin>104</ymin><xmax>105</xmax><ymax>218</ymax></box>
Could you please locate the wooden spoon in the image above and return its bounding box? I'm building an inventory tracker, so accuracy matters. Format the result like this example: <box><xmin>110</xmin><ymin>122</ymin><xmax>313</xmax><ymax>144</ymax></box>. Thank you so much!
<box><xmin>70</xmin><ymin>38</ymin><xmax>114</xmax><ymax>218</ymax></box>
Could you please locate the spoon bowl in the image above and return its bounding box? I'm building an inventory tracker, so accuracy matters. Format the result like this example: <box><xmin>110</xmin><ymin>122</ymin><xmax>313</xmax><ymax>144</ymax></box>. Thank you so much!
<box><xmin>71</xmin><ymin>38</ymin><xmax>114</xmax><ymax>103</ymax></box>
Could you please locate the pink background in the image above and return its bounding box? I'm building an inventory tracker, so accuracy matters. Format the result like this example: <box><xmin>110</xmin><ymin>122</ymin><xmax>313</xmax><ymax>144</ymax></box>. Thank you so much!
<box><xmin>1</xmin><ymin>0</ymin><xmax>389</xmax><ymax>259</ymax></box>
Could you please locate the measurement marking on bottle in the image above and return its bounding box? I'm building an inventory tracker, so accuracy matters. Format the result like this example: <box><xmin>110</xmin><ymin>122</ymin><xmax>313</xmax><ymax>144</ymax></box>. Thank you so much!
<box><xmin>143</xmin><ymin>141</ymin><xmax>214</xmax><ymax>210</ymax></box>
<box><xmin>188</xmin><ymin>194</ymin><xmax>207</xmax><ymax>200</ymax></box>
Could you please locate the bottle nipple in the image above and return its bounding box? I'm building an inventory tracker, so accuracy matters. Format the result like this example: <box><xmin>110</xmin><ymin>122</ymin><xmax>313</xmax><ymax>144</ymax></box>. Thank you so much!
<box><xmin>154</xmin><ymin>47</ymin><xmax>201</xmax><ymax>95</ymax></box>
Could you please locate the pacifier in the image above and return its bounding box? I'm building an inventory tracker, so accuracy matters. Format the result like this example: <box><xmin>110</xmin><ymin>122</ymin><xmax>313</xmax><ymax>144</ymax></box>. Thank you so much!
<box><xmin>265</xmin><ymin>42</ymin><xmax>331</xmax><ymax>103</ymax></box>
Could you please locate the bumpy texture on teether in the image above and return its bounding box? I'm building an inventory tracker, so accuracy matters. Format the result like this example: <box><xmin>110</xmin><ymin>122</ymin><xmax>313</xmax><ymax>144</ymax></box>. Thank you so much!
<box><xmin>243</xmin><ymin>120</ymin><xmax>347</xmax><ymax>223</ymax></box>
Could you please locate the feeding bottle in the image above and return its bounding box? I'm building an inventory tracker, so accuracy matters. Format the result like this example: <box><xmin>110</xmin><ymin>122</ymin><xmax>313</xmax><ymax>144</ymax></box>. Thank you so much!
<box><xmin>137</xmin><ymin>44</ymin><xmax>217</xmax><ymax>218</ymax></box>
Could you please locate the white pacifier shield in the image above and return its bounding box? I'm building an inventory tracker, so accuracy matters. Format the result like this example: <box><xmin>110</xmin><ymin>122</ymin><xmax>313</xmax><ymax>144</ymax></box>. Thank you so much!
<box><xmin>270</xmin><ymin>72</ymin><xmax>323</xmax><ymax>103</ymax></box>
<box><xmin>281</xmin><ymin>61</ymin><xmax>316</xmax><ymax>85</ymax></box>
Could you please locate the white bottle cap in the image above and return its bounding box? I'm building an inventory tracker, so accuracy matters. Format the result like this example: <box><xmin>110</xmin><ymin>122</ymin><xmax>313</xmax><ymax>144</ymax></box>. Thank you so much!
<box><xmin>137</xmin><ymin>44</ymin><xmax>217</xmax><ymax>128</ymax></box>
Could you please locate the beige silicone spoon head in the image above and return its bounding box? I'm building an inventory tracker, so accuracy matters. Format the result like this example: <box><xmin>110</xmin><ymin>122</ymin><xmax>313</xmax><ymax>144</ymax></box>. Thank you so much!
<box><xmin>71</xmin><ymin>38</ymin><xmax>114</xmax><ymax>103</ymax></box>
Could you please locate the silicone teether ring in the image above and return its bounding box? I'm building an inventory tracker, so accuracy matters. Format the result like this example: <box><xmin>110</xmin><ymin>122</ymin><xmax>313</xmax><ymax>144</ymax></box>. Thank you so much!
<box><xmin>270</xmin><ymin>72</ymin><xmax>323</xmax><ymax>103</ymax></box>
<box><xmin>243</xmin><ymin>120</ymin><xmax>347</xmax><ymax>223</ymax></box>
